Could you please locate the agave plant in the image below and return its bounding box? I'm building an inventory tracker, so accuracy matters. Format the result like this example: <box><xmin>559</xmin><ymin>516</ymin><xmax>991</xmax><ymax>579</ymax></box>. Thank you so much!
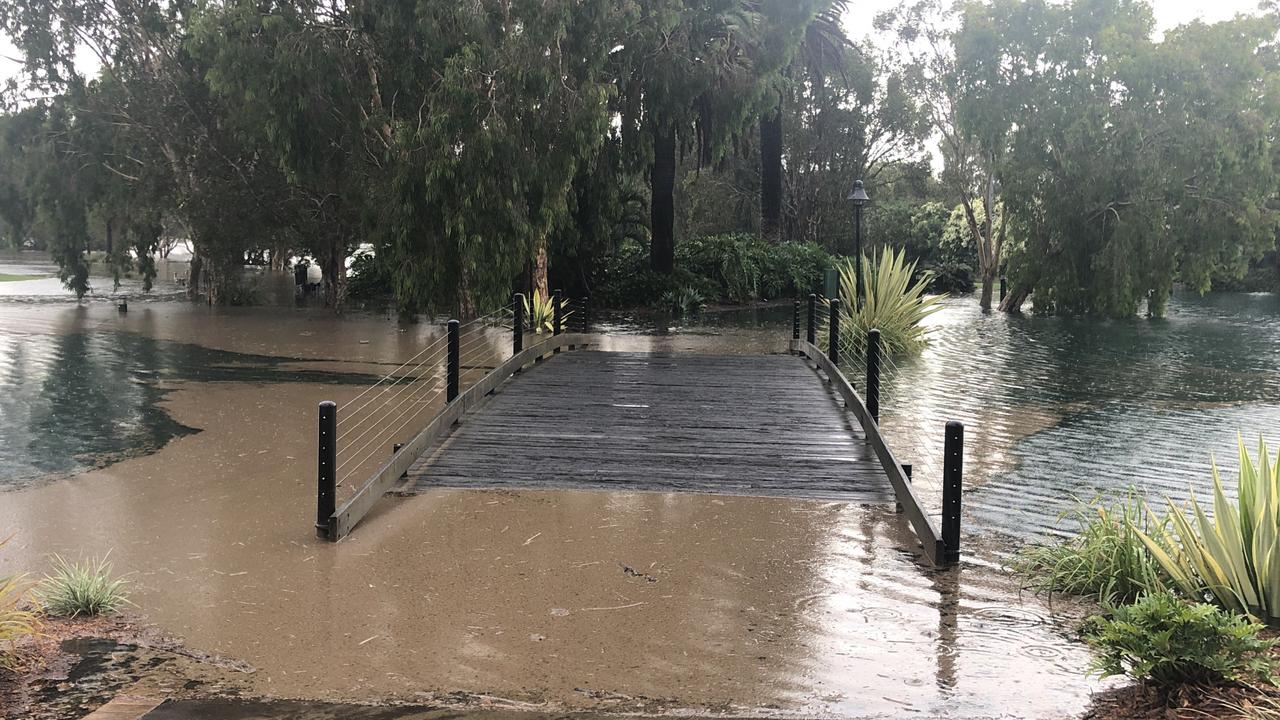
<box><xmin>828</xmin><ymin>246</ymin><xmax>945</xmax><ymax>357</ymax></box>
<box><xmin>660</xmin><ymin>287</ymin><xmax>705</xmax><ymax>317</ymax></box>
<box><xmin>1135</xmin><ymin>436</ymin><xmax>1280</xmax><ymax>626</ymax></box>
<box><xmin>522</xmin><ymin>290</ymin><xmax>573</xmax><ymax>334</ymax></box>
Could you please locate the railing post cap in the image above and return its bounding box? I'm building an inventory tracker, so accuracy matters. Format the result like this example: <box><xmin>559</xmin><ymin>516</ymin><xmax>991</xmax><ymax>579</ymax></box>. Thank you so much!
<box><xmin>319</xmin><ymin>400</ymin><xmax>337</xmax><ymax>410</ymax></box>
<box><xmin>946</xmin><ymin>420</ymin><xmax>964</xmax><ymax>432</ymax></box>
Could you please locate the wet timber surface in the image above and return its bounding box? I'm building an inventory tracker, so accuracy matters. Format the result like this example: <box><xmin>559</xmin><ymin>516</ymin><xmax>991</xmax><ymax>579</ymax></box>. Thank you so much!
<box><xmin>406</xmin><ymin>350</ymin><xmax>893</xmax><ymax>502</ymax></box>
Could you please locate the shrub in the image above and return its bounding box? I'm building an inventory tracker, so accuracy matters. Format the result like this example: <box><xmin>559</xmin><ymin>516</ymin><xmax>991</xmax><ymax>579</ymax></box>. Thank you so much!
<box><xmin>522</xmin><ymin>289</ymin><xmax>573</xmax><ymax>334</ymax></box>
<box><xmin>1135</xmin><ymin>436</ymin><xmax>1280</xmax><ymax>625</ymax></box>
<box><xmin>0</xmin><ymin>537</ymin><xmax>38</xmax><ymax>670</ymax></box>
<box><xmin>925</xmin><ymin>261</ymin><xmax>975</xmax><ymax>294</ymax></box>
<box><xmin>831</xmin><ymin>246</ymin><xmax>945</xmax><ymax>357</ymax></box>
<box><xmin>1084</xmin><ymin>591</ymin><xmax>1278</xmax><ymax>687</ymax></box>
<box><xmin>35</xmin><ymin>554</ymin><xmax>130</xmax><ymax>617</ymax></box>
<box><xmin>1014</xmin><ymin>494</ymin><xmax>1171</xmax><ymax>605</ymax></box>
<box><xmin>660</xmin><ymin>287</ymin><xmax>705</xmax><ymax>317</ymax></box>
<box><xmin>346</xmin><ymin>250</ymin><xmax>392</xmax><ymax>300</ymax></box>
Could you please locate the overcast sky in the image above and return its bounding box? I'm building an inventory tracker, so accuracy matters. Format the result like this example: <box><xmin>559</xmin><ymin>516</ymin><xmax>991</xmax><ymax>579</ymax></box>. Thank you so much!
<box><xmin>1</xmin><ymin>1</ymin><xmax>1272</xmax><ymax>95</ymax></box>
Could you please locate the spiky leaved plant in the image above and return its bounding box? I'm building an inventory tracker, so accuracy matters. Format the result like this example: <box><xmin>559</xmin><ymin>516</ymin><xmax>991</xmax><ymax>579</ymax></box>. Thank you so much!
<box><xmin>828</xmin><ymin>246</ymin><xmax>945</xmax><ymax>358</ymax></box>
<box><xmin>34</xmin><ymin>553</ymin><xmax>130</xmax><ymax>618</ymax></box>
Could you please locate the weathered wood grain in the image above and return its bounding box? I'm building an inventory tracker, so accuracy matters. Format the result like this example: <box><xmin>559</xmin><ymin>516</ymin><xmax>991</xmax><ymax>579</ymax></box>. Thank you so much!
<box><xmin>405</xmin><ymin>351</ymin><xmax>894</xmax><ymax>504</ymax></box>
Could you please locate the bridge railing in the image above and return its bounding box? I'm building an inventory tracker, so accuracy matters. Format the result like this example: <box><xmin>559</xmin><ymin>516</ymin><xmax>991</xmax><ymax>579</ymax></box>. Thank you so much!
<box><xmin>792</xmin><ymin>294</ymin><xmax>963</xmax><ymax>566</ymax></box>
<box><xmin>315</xmin><ymin>291</ymin><xmax>591</xmax><ymax>541</ymax></box>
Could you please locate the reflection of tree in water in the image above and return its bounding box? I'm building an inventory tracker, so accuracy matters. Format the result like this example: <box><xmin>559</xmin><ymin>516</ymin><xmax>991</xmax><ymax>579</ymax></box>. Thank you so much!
<box><xmin>25</xmin><ymin>331</ymin><xmax>193</xmax><ymax>479</ymax></box>
<box><xmin>0</xmin><ymin>330</ymin><xmax>383</xmax><ymax>488</ymax></box>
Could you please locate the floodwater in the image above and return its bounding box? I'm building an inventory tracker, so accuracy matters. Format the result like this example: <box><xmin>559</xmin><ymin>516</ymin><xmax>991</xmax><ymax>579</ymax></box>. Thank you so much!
<box><xmin>0</xmin><ymin>292</ymin><xmax>1109</xmax><ymax>718</ymax></box>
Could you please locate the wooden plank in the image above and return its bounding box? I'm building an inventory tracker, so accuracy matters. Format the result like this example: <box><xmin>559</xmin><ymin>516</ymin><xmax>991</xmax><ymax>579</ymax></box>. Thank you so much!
<box><xmin>793</xmin><ymin>339</ymin><xmax>947</xmax><ymax>565</ymax></box>
<box><xmin>406</xmin><ymin>350</ymin><xmax>895</xmax><ymax>505</ymax></box>
<box><xmin>328</xmin><ymin>333</ymin><xmax>590</xmax><ymax>540</ymax></box>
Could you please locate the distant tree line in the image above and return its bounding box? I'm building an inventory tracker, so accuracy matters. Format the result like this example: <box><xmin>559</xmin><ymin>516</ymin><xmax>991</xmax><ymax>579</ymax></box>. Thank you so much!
<box><xmin>0</xmin><ymin>0</ymin><xmax>1276</xmax><ymax>318</ymax></box>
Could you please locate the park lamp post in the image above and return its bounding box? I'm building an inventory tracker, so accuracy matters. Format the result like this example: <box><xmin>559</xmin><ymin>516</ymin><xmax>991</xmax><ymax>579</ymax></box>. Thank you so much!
<box><xmin>848</xmin><ymin>179</ymin><xmax>870</xmax><ymax>305</ymax></box>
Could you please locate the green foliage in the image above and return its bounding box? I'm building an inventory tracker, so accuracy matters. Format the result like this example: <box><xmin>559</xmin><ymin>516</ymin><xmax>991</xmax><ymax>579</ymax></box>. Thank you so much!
<box><xmin>346</xmin><ymin>252</ymin><xmax>392</xmax><ymax>302</ymax></box>
<box><xmin>598</xmin><ymin>234</ymin><xmax>831</xmax><ymax>308</ymax></box>
<box><xmin>1013</xmin><ymin>495</ymin><xmax>1171</xmax><ymax>606</ymax></box>
<box><xmin>1135</xmin><ymin>437</ymin><xmax>1280</xmax><ymax>625</ymax></box>
<box><xmin>832</xmin><ymin>246</ymin><xmax>944</xmax><ymax>357</ymax></box>
<box><xmin>1084</xmin><ymin>591</ymin><xmax>1278</xmax><ymax>686</ymax></box>
<box><xmin>660</xmin><ymin>287</ymin><xmax>706</xmax><ymax>317</ymax></box>
<box><xmin>34</xmin><ymin>554</ymin><xmax>129</xmax><ymax>618</ymax></box>
<box><xmin>523</xmin><ymin>290</ymin><xmax>573</xmax><ymax>335</ymax></box>
<box><xmin>0</xmin><ymin>537</ymin><xmax>37</xmax><ymax>670</ymax></box>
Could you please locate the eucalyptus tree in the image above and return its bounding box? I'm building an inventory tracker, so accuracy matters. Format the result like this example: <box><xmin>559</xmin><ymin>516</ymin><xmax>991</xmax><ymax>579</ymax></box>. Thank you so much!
<box><xmin>995</xmin><ymin>2</ymin><xmax>1280</xmax><ymax>316</ymax></box>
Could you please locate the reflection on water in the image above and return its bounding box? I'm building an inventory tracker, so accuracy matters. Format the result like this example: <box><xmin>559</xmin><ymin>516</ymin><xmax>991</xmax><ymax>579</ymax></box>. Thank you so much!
<box><xmin>0</xmin><ymin>328</ymin><xmax>379</xmax><ymax>487</ymax></box>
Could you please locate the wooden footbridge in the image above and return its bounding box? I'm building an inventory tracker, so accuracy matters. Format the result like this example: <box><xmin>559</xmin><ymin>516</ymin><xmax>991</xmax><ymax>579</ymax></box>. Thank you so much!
<box><xmin>314</xmin><ymin>294</ymin><xmax>963</xmax><ymax>566</ymax></box>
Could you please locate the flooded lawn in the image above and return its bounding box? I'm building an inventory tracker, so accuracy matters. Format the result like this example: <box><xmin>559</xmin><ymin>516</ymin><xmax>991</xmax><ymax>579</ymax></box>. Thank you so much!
<box><xmin>5</xmin><ymin>285</ymin><xmax>1272</xmax><ymax>717</ymax></box>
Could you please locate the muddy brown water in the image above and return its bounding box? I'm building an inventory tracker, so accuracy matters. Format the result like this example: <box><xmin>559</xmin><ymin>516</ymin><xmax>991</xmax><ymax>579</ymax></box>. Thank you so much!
<box><xmin>0</xmin><ymin>299</ymin><xmax>1107</xmax><ymax>718</ymax></box>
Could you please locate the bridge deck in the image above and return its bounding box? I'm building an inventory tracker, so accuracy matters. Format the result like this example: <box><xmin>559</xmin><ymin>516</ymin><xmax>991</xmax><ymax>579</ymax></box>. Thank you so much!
<box><xmin>404</xmin><ymin>350</ymin><xmax>892</xmax><ymax>502</ymax></box>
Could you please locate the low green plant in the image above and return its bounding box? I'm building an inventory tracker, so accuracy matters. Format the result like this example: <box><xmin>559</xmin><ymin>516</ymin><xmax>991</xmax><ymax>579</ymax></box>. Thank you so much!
<box><xmin>1134</xmin><ymin>436</ymin><xmax>1280</xmax><ymax>625</ymax></box>
<box><xmin>660</xmin><ymin>287</ymin><xmax>705</xmax><ymax>317</ymax></box>
<box><xmin>523</xmin><ymin>289</ymin><xmax>573</xmax><ymax>334</ymax></box>
<box><xmin>1084</xmin><ymin>590</ymin><xmax>1278</xmax><ymax>687</ymax></box>
<box><xmin>34</xmin><ymin>554</ymin><xmax>130</xmax><ymax>617</ymax></box>
<box><xmin>0</xmin><ymin>536</ymin><xmax>38</xmax><ymax>670</ymax></box>
<box><xmin>1013</xmin><ymin>494</ymin><xmax>1171</xmax><ymax>605</ymax></box>
<box><xmin>831</xmin><ymin>246</ymin><xmax>945</xmax><ymax>357</ymax></box>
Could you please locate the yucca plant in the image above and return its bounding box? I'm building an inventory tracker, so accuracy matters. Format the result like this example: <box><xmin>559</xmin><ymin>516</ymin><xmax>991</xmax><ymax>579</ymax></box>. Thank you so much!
<box><xmin>522</xmin><ymin>289</ymin><xmax>573</xmax><ymax>334</ymax></box>
<box><xmin>1134</xmin><ymin>436</ymin><xmax>1280</xmax><ymax>626</ymax></box>
<box><xmin>34</xmin><ymin>554</ymin><xmax>130</xmax><ymax>617</ymax></box>
<box><xmin>828</xmin><ymin>246</ymin><xmax>945</xmax><ymax>358</ymax></box>
<box><xmin>660</xmin><ymin>286</ymin><xmax>705</xmax><ymax>317</ymax></box>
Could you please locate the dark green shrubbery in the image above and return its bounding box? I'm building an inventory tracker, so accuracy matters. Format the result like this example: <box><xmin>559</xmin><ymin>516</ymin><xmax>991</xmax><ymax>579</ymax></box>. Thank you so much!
<box><xmin>1085</xmin><ymin>591</ymin><xmax>1277</xmax><ymax>687</ymax></box>
<box><xmin>596</xmin><ymin>234</ymin><xmax>831</xmax><ymax>308</ymax></box>
<box><xmin>347</xmin><ymin>251</ymin><xmax>393</xmax><ymax>300</ymax></box>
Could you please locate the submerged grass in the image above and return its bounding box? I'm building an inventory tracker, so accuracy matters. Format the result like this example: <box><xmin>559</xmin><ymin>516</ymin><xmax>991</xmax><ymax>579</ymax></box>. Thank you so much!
<box><xmin>34</xmin><ymin>554</ymin><xmax>129</xmax><ymax>617</ymax></box>
<box><xmin>1013</xmin><ymin>493</ymin><xmax>1171</xmax><ymax>605</ymax></box>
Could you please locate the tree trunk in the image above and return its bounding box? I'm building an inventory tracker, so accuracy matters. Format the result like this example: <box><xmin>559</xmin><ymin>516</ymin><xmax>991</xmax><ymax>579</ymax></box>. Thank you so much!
<box><xmin>320</xmin><ymin>240</ymin><xmax>347</xmax><ymax>311</ymax></box>
<box><xmin>760</xmin><ymin>100</ymin><xmax>783</xmax><ymax>243</ymax></box>
<box><xmin>979</xmin><ymin>268</ymin><xmax>995</xmax><ymax>310</ymax></box>
<box><xmin>533</xmin><ymin>242</ymin><xmax>549</xmax><ymax>302</ymax></box>
<box><xmin>650</xmin><ymin>123</ymin><xmax>676</xmax><ymax>274</ymax></box>
<box><xmin>1000</xmin><ymin>285</ymin><xmax>1030</xmax><ymax>313</ymax></box>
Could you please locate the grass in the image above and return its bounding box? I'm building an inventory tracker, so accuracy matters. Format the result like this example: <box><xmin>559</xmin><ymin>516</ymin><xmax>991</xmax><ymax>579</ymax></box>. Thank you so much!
<box><xmin>1012</xmin><ymin>493</ymin><xmax>1171</xmax><ymax>605</ymax></box>
<box><xmin>34</xmin><ymin>554</ymin><xmax>130</xmax><ymax>617</ymax></box>
<box><xmin>0</xmin><ymin>536</ymin><xmax>39</xmax><ymax>671</ymax></box>
<box><xmin>0</xmin><ymin>273</ymin><xmax>45</xmax><ymax>282</ymax></box>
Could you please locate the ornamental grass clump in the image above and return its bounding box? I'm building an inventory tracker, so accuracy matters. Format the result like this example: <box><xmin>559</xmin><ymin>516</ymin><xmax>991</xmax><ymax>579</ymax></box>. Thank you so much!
<box><xmin>1084</xmin><ymin>590</ymin><xmax>1278</xmax><ymax>687</ymax></box>
<box><xmin>0</xmin><ymin>537</ymin><xmax>38</xmax><ymax>670</ymax></box>
<box><xmin>34</xmin><ymin>554</ymin><xmax>130</xmax><ymax>617</ymax></box>
<box><xmin>829</xmin><ymin>246</ymin><xmax>944</xmax><ymax>358</ymax></box>
<box><xmin>1134</xmin><ymin>436</ymin><xmax>1280</xmax><ymax>626</ymax></box>
<box><xmin>522</xmin><ymin>289</ymin><xmax>573</xmax><ymax>334</ymax></box>
<box><xmin>1013</xmin><ymin>493</ymin><xmax>1170</xmax><ymax>605</ymax></box>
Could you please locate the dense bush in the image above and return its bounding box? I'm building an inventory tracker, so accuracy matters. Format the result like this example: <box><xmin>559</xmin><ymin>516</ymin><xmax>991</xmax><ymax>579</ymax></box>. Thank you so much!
<box><xmin>346</xmin><ymin>251</ymin><xmax>393</xmax><ymax>300</ymax></box>
<box><xmin>1013</xmin><ymin>495</ymin><xmax>1171</xmax><ymax>606</ymax></box>
<box><xmin>924</xmin><ymin>261</ymin><xmax>975</xmax><ymax>294</ymax></box>
<box><xmin>596</xmin><ymin>234</ymin><xmax>831</xmax><ymax>308</ymax></box>
<box><xmin>1085</xmin><ymin>591</ymin><xmax>1278</xmax><ymax>686</ymax></box>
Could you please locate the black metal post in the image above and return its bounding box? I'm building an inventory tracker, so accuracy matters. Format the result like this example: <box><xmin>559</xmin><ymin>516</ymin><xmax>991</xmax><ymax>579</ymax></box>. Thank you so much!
<box><xmin>942</xmin><ymin>421</ymin><xmax>964</xmax><ymax>563</ymax></box>
<box><xmin>513</xmin><ymin>293</ymin><xmax>524</xmax><ymax>354</ymax></box>
<box><xmin>806</xmin><ymin>294</ymin><xmax>817</xmax><ymax>345</ymax></box>
<box><xmin>792</xmin><ymin>300</ymin><xmax>800</xmax><ymax>341</ymax></box>
<box><xmin>316</xmin><ymin>401</ymin><xmax>336</xmax><ymax>539</ymax></box>
<box><xmin>447</xmin><ymin>319</ymin><xmax>460</xmax><ymax>402</ymax></box>
<box><xmin>581</xmin><ymin>296</ymin><xmax>591</xmax><ymax>333</ymax></box>
<box><xmin>896</xmin><ymin>463</ymin><xmax>912</xmax><ymax>513</ymax></box>
<box><xmin>999</xmin><ymin>276</ymin><xmax>1007</xmax><ymax>303</ymax></box>
<box><xmin>553</xmin><ymin>289</ymin><xmax>563</xmax><ymax>336</ymax></box>
<box><xmin>867</xmin><ymin>328</ymin><xmax>881</xmax><ymax>423</ymax></box>
<box><xmin>828</xmin><ymin>298</ymin><xmax>841</xmax><ymax>365</ymax></box>
<box><xmin>854</xmin><ymin>204</ymin><xmax>863</xmax><ymax>306</ymax></box>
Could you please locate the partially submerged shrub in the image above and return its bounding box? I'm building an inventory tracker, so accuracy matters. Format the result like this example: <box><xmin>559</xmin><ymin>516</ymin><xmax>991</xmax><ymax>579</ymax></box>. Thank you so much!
<box><xmin>660</xmin><ymin>287</ymin><xmax>705</xmax><ymax>317</ymax></box>
<box><xmin>831</xmin><ymin>246</ymin><xmax>944</xmax><ymax>358</ymax></box>
<box><xmin>1135</xmin><ymin>436</ymin><xmax>1280</xmax><ymax>625</ymax></box>
<box><xmin>1085</xmin><ymin>591</ymin><xmax>1278</xmax><ymax>687</ymax></box>
<box><xmin>522</xmin><ymin>289</ymin><xmax>573</xmax><ymax>334</ymax></box>
<box><xmin>1014</xmin><ymin>494</ymin><xmax>1170</xmax><ymax>605</ymax></box>
<box><xmin>35</xmin><ymin>554</ymin><xmax>129</xmax><ymax>617</ymax></box>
